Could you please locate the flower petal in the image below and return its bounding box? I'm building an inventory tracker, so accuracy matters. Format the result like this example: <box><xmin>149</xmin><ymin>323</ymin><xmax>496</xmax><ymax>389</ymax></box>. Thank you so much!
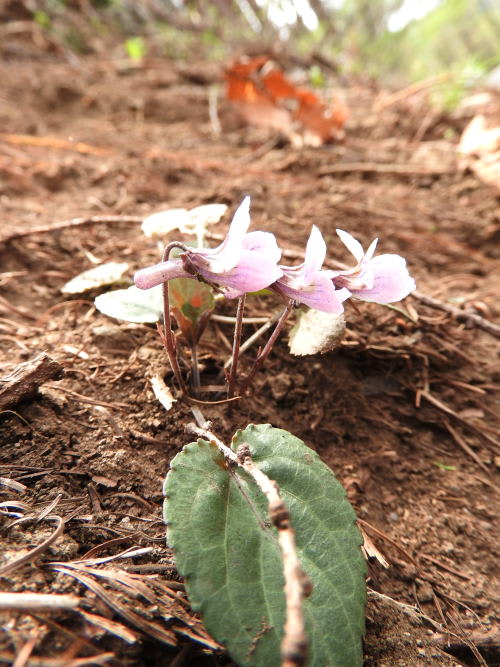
<box><xmin>302</xmin><ymin>225</ymin><xmax>327</xmax><ymax>284</ymax></box>
<box><xmin>365</xmin><ymin>237</ymin><xmax>378</xmax><ymax>263</ymax></box>
<box><xmin>350</xmin><ymin>254</ymin><xmax>416</xmax><ymax>303</ymax></box>
<box><xmin>243</xmin><ymin>231</ymin><xmax>282</xmax><ymax>264</ymax></box>
<box><xmin>336</xmin><ymin>229</ymin><xmax>364</xmax><ymax>264</ymax></box>
<box><xmin>277</xmin><ymin>272</ymin><xmax>349</xmax><ymax>313</ymax></box>
<box><xmin>134</xmin><ymin>258</ymin><xmax>190</xmax><ymax>290</ymax></box>
<box><xmin>195</xmin><ymin>196</ymin><xmax>251</xmax><ymax>273</ymax></box>
<box><xmin>203</xmin><ymin>248</ymin><xmax>283</xmax><ymax>299</ymax></box>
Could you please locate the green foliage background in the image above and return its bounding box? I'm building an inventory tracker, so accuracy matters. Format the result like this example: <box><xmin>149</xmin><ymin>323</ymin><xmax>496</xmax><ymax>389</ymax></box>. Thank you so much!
<box><xmin>11</xmin><ymin>1</ymin><xmax>500</xmax><ymax>94</ymax></box>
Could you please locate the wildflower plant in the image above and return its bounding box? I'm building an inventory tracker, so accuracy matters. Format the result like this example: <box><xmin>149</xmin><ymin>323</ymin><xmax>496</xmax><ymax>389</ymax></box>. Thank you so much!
<box><xmin>134</xmin><ymin>196</ymin><xmax>415</xmax><ymax>399</ymax></box>
<box><xmin>100</xmin><ymin>197</ymin><xmax>415</xmax><ymax>666</ymax></box>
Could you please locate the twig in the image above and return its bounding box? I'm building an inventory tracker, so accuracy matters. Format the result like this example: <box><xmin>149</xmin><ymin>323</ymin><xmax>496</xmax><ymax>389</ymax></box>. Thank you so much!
<box><xmin>190</xmin><ymin>405</ymin><xmax>209</xmax><ymax>430</ymax></box>
<box><xmin>0</xmin><ymin>132</ymin><xmax>111</xmax><ymax>155</ymax></box>
<box><xmin>186</xmin><ymin>424</ymin><xmax>309</xmax><ymax>667</ymax></box>
<box><xmin>0</xmin><ymin>592</ymin><xmax>79</xmax><ymax>611</ymax></box>
<box><xmin>373</xmin><ymin>72</ymin><xmax>454</xmax><ymax>111</ymax></box>
<box><xmin>223</xmin><ymin>309</ymin><xmax>283</xmax><ymax>370</ymax></box>
<box><xmin>211</xmin><ymin>314</ymin><xmax>270</xmax><ymax>324</ymax></box>
<box><xmin>236</xmin><ymin>443</ymin><xmax>309</xmax><ymax>667</ymax></box>
<box><xmin>44</xmin><ymin>384</ymin><xmax>128</xmax><ymax>411</ymax></box>
<box><xmin>0</xmin><ymin>294</ymin><xmax>38</xmax><ymax>321</ymax></box>
<box><xmin>187</xmin><ymin>424</ymin><xmax>239</xmax><ymax>464</ymax></box>
<box><xmin>317</xmin><ymin>162</ymin><xmax>454</xmax><ymax>177</ymax></box>
<box><xmin>420</xmin><ymin>390</ymin><xmax>499</xmax><ymax>454</ymax></box>
<box><xmin>227</xmin><ymin>294</ymin><xmax>246</xmax><ymax>398</ymax></box>
<box><xmin>442</xmin><ymin>418</ymin><xmax>489</xmax><ymax>474</ymax></box>
<box><xmin>419</xmin><ymin>554</ymin><xmax>472</xmax><ymax>582</ymax></box>
<box><xmin>240</xmin><ymin>300</ymin><xmax>294</xmax><ymax>394</ymax></box>
<box><xmin>411</xmin><ymin>290</ymin><xmax>500</xmax><ymax>339</ymax></box>
<box><xmin>0</xmin><ymin>215</ymin><xmax>143</xmax><ymax>244</ymax></box>
<box><xmin>0</xmin><ymin>515</ymin><xmax>64</xmax><ymax>576</ymax></box>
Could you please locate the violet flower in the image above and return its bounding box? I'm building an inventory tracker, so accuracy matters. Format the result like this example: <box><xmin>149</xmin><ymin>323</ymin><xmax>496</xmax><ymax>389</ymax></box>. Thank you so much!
<box><xmin>330</xmin><ymin>229</ymin><xmax>416</xmax><ymax>303</ymax></box>
<box><xmin>274</xmin><ymin>226</ymin><xmax>350</xmax><ymax>313</ymax></box>
<box><xmin>134</xmin><ymin>197</ymin><xmax>283</xmax><ymax>298</ymax></box>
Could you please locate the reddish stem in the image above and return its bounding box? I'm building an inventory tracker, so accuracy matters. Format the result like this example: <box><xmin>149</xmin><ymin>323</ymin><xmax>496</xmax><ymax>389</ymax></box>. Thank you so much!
<box><xmin>240</xmin><ymin>299</ymin><xmax>294</xmax><ymax>395</ymax></box>
<box><xmin>227</xmin><ymin>294</ymin><xmax>246</xmax><ymax>398</ymax></box>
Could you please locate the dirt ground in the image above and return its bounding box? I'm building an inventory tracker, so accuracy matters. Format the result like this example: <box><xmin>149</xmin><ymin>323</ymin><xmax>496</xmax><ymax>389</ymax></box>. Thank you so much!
<box><xmin>0</xmin><ymin>42</ymin><xmax>499</xmax><ymax>667</ymax></box>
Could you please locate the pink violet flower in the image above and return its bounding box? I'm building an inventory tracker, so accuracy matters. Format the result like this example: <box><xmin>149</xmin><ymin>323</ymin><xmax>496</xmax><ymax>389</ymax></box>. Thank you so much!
<box><xmin>134</xmin><ymin>197</ymin><xmax>283</xmax><ymax>298</ymax></box>
<box><xmin>274</xmin><ymin>225</ymin><xmax>350</xmax><ymax>313</ymax></box>
<box><xmin>330</xmin><ymin>229</ymin><xmax>416</xmax><ymax>303</ymax></box>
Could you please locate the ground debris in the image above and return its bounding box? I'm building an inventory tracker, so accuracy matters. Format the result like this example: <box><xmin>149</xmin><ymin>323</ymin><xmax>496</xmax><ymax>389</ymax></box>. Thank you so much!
<box><xmin>0</xmin><ymin>353</ymin><xmax>64</xmax><ymax>411</ymax></box>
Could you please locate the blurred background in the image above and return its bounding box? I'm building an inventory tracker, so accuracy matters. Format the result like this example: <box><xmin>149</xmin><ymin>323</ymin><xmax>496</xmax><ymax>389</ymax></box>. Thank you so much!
<box><xmin>2</xmin><ymin>0</ymin><xmax>500</xmax><ymax>108</ymax></box>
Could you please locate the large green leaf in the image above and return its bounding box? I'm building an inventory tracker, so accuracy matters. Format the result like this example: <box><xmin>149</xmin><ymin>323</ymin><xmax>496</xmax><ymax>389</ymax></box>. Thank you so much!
<box><xmin>164</xmin><ymin>424</ymin><xmax>365</xmax><ymax>667</ymax></box>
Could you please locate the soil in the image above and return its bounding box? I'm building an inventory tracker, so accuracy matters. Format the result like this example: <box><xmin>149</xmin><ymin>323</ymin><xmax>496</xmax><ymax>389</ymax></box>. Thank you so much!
<box><xmin>0</xmin><ymin>44</ymin><xmax>499</xmax><ymax>667</ymax></box>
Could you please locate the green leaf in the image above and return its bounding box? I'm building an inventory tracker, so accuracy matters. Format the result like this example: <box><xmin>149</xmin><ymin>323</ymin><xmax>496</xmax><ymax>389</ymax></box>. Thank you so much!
<box><xmin>309</xmin><ymin>64</ymin><xmax>325</xmax><ymax>88</ymax></box>
<box><xmin>94</xmin><ymin>284</ymin><xmax>163</xmax><ymax>323</ymax></box>
<box><xmin>164</xmin><ymin>424</ymin><xmax>365</xmax><ymax>667</ymax></box>
<box><xmin>125</xmin><ymin>36</ymin><xmax>146</xmax><ymax>61</ymax></box>
<box><xmin>169</xmin><ymin>278</ymin><xmax>214</xmax><ymax>344</ymax></box>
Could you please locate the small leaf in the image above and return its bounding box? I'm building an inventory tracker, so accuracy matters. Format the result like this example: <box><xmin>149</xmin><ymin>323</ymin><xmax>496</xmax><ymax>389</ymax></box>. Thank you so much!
<box><xmin>61</xmin><ymin>262</ymin><xmax>129</xmax><ymax>295</ymax></box>
<box><xmin>169</xmin><ymin>278</ymin><xmax>214</xmax><ymax>343</ymax></box>
<box><xmin>141</xmin><ymin>204</ymin><xmax>228</xmax><ymax>238</ymax></box>
<box><xmin>289</xmin><ymin>308</ymin><xmax>345</xmax><ymax>355</ymax></box>
<box><xmin>141</xmin><ymin>209</ymin><xmax>192</xmax><ymax>238</ymax></box>
<box><xmin>94</xmin><ymin>285</ymin><xmax>163</xmax><ymax>323</ymax></box>
<box><xmin>165</xmin><ymin>424</ymin><xmax>365</xmax><ymax>667</ymax></box>
<box><xmin>433</xmin><ymin>462</ymin><xmax>457</xmax><ymax>471</ymax></box>
<box><xmin>125</xmin><ymin>36</ymin><xmax>146</xmax><ymax>61</ymax></box>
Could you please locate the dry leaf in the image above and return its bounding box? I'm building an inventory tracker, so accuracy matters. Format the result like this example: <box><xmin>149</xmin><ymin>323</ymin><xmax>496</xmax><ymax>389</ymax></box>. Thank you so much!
<box><xmin>61</xmin><ymin>262</ymin><xmax>129</xmax><ymax>294</ymax></box>
<box><xmin>141</xmin><ymin>203</ymin><xmax>228</xmax><ymax>238</ymax></box>
<box><xmin>458</xmin><ymin>113</ymin><xmax>500</xmax><ymax>191</ymax></box>
<box><xmin>289</xmin><ymin>309</ymin><xmax>345</xmax><ymax>356</ymax></box>
<box><xmin>225</xmin><ymin>57</ymin><xmax>347</xmax><ymax>147</ymax></box>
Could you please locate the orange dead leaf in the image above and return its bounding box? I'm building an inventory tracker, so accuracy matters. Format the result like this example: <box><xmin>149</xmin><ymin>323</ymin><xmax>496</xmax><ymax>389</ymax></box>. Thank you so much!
<box><xmin>225</xmin><ymin>57</ymin><xmax>347</xmax><ymax>147</ymax></box>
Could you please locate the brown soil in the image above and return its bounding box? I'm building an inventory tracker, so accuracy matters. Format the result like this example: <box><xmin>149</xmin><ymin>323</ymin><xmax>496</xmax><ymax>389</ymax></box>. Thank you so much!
<box><xmin>0</xmin><ymin>47</ymin><xmax>499</xmax><ymax>667</ymax></box>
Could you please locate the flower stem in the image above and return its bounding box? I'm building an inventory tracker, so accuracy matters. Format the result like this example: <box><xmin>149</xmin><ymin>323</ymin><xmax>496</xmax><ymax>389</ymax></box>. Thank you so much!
<box><xmin>227</xmin><ymin>294</ymin><xmax>246</xmax><ymax>398</ymax></box>
<box><xmin>240</xmin><ymin>299</ymin><xmax>294</xmax><ymax>395</ymax></box>
<box><xmin>160</xmin><ymin>242</ymin><xmax>188</xmax><ymax>394</ymax></box>
<box><xmin>191</xmin><ymin>344</ymin><xmax>200</xmax><ymax>395</ymax></box>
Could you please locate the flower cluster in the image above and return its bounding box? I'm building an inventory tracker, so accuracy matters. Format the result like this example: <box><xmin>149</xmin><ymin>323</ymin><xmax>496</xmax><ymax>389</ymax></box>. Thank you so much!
<box><xmin>134</xmin><ymin>197</ymin><xmax>415</xmax><ymax>312</ymax></box>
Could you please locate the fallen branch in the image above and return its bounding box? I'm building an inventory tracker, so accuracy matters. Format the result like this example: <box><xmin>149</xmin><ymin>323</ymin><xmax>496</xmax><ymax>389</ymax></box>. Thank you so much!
<box><xmin>187</xmin><ymin>424</ymin><xmax>310</xmax><ymax>667</ymax></box>
<box><xmin>317</xmin><ymin>162</ymin><xmax>454</xmax><ymax>177</ymax></box>
<box><xmin>411</xmin><ymin>290</ymin><xmax>500</xmax><ymax>339</ymax></box>
<box><xmin>373</xmin><ymin>72</ymin><xmax>454</xmax><ymax>111</ymax></box>
<box><xmin>0</xmin><ymin>215</ymin><xmax>143</xmax><ymax>244</ymax></box>
<box><xmin>0</xmin><ymin>353</ymin><xmax>64</xmax><ymax>411</ymax></box>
